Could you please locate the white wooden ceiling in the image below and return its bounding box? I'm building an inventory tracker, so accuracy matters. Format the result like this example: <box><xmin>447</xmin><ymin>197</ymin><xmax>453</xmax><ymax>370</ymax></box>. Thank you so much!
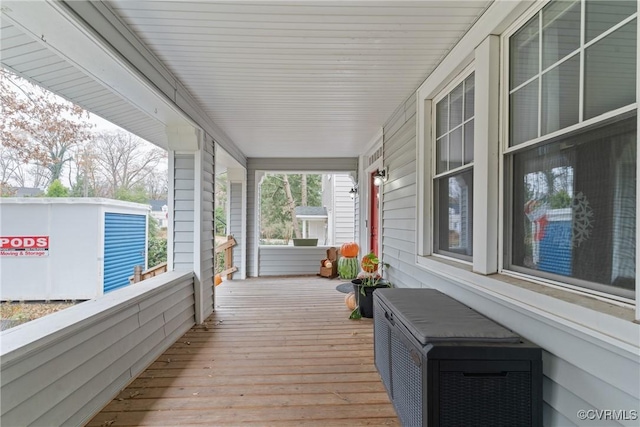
<box><xmin>2</xmin><ymin>1</ymin><xmax>493</xmax><ymax>159</ymax></box>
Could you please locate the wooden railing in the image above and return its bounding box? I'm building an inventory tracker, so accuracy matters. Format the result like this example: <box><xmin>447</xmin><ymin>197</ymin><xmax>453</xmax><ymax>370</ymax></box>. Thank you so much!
<box><xmin>129</xmin><ymin>234</ymin><xmax>236</xmax><ymax>286</ymax></box>
<box><xmin>215</xmin><ymin>235</ymin><xmax>237</xmax><ymax>279</ymax></box>
<box><xmin>130</xmin><ymin>262</ymin><xmax>168</xmax><ymax>284</ymax></box>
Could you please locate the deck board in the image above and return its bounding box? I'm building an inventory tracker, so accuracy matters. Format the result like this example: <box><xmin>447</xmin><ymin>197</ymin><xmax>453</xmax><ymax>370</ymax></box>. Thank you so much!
<box><xmin>87</xmin><ymin>276</ymin><xmax>399</xmax><ymax>426</ymax></box>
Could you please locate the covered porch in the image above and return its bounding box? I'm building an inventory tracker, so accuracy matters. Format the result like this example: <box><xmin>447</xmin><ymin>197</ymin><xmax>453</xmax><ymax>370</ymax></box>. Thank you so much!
<box><xmin>1</xmin><ymin>1</ymin><xmax>639</xmax><ymax>426</ymax></box>
<box><xmin>87</xmin><ymin>276</ymin><xmax>398</xmax><ymax>426</ymax></box>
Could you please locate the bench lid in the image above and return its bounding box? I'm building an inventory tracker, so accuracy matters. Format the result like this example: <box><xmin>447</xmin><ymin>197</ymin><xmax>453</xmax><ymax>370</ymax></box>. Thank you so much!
<box><xmin>375</xmin><ymin>288</ymin><xmax>520</xmax><ymax>345</ymax></box>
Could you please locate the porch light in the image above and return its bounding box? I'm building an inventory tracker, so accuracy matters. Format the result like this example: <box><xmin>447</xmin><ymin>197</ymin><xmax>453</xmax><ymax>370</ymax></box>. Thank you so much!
<box><xmin>373</xmin><ymin>168</ymin><xmax>388</xmax><ymax>186</ymax></box>
<box><xmin>349</xmin><ymin>187</ymin><xmax>358</xmax><ymax>199</ymax></box>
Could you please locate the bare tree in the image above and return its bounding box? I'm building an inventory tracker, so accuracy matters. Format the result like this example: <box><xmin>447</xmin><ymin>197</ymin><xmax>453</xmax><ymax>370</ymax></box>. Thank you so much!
<box><xmin>0</xmin><ymin>147</ymin><xmax>49</xmax><ymax>189</ymax></box>
<box><xmin>282</xmin><ymin>175</ymin><xmax>302</xmax><ymax>239</ymax></box>
<box><xmin>68</xmin><ymin>143</ymin><xmax>104</xmax><ymax>197</ymax></box>
<box><xmin>301</xmin><ymin>174</ymin><xmax>307</xmax><ymax>206</ymax></box>
<box><xmin>0</xmin><ymin>146</ymin><xmax>22</xmax><ymax>187</ymax></box>
<box><xmin>1</xmin><ymin>69</ymin><xmax>94</xmax><ymax>184</ymax></box>
<box><xmin>92</xmin><ymin>131</ymin><xmax>166</xmax><ymax>197</ymax></box>
<box><xmin>144</xmin><ymin>167</ymin><xmax>169</xmax><ymax>200</ymax></box>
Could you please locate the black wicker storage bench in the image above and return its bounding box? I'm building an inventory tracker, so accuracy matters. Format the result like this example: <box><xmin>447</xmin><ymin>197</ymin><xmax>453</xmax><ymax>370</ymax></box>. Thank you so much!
<box><xmin>373</xmin><ymin>288</ymin><xmax>542</xmax><ymax>427</ymax></box>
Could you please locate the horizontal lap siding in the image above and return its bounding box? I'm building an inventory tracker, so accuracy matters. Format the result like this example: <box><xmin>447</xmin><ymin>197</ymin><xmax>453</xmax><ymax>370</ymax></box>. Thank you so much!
<box><xmin>380</xmin><ymin>85</ymin><xmax>638</xmax><ymax>425</ymax></box>
<box><xmin>334</xmin><ymin>174</ymin><xmax>356</xmax><ymax>244</ymax></box>
<box><xmin>201</xmin><ymin>140</ymin><xmax>215</xmax><ymax>317</ymax></box>
<box><xmin>258</xmin><ymin>247</ymin><xmax>329</xmax><ymax>276</ymax></box>
<box><xmin>382</xmin><ymin>96</ymin><xmax>418</xmax><ymax>289</ymax></box>
<box><xmin>0</xmin><ymin>273</ymin><xmax>195</xmax><ymax>427</ymax></box>
<box><xmin>174</xmin><ymin>154</ymin><xmax>195</xmax><ymax>271</ymax></box>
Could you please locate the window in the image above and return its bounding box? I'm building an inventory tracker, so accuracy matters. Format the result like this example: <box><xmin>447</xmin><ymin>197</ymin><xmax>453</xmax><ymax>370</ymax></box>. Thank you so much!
<box><xmin>506</xmin><ymin>0</ymin><xmax>637</xmax><ymax>298</ymax></box>
<box><xmin>434</xmin><ymin>73</ymin><xmax>475</xmax><ymax>260</ymax></box>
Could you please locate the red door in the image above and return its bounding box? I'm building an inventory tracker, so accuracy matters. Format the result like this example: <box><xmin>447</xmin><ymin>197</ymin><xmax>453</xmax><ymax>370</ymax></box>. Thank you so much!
<box><xmin>370</xmin><ymin>171</ymin><xmax>380</xmax><ymax>257</ymax></box>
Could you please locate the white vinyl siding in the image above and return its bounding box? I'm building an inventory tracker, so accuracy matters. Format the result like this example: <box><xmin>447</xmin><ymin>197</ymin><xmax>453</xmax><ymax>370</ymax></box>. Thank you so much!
<box><xmin>410</xmin><ymin>1</ymin><xmax>639</xmax><ymax>424</ymax></box>
<box><xmin>382</xmin><ymin>95</ymin><xmax>422</xmax><ymax>288</ymax></box>
<box><xmin>0</xmin><ymin>272</ymin><xmax>194</xmax><ymax>427</ymax></box>
<box><xmin>200</xmin><ymin>139</ymin><xmax>215</xmax><ymax>316</ymax></box>
<box><xmin>173</xmin><ymin>154</ymin><xmax>195</xmax><ymax>271</ymax></box>
<box><xmin>258</xmin><ymin>246</ymin><xmax>331</xmax><ymax>276</ymax></box>
<box><xmin>391</xmin><ymin>84</ymin><xmax>639</xmax><ymax>425</ymax></box>
<box><xmin>333</xmin><ymin>174</ymin><xmax>357</xmax><ymax>245</ymax></box>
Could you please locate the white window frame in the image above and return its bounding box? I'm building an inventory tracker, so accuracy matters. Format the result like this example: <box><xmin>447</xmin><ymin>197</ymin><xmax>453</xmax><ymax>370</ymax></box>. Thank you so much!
<box><xmin>499</xmin><ymin>0</ymin><xmax>639</xmax><ymax>305</ymax></box>
<box><xmin>432</xmin><ymin>66</ymin><xmax>476</xmax><ymax>262</ymax></box>
<box><xmin>417</xmin><ymin>35</ymin><xmax>501</xmax><ymax>276</ymax></box>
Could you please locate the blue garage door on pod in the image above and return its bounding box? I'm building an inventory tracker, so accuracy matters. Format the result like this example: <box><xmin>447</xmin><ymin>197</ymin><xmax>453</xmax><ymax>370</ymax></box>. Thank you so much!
<box><xmin>104</xmin><ymin>213</ymin><xmax>146</xmax><ymax>292</ymax></box>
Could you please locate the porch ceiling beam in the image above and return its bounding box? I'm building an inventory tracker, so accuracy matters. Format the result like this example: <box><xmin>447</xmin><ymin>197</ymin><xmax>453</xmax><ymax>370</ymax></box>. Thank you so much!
<box><xmin>2</xmin><ymin>1</ymin><xmax>187</xmax><ymax>133</ymax></box>
<box><xmin>1</xmin><ymin>0</ymin><xmax>246</xmax><ymax>166</ymax></box>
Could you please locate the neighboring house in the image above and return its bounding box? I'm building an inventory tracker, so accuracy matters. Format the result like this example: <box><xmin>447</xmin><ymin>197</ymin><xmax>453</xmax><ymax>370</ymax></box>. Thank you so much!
<box><xmin>148</xmin><ymin>199</ymin><xmax>168</xmax><ymax>228</ymax></box>
<box><xmin>1</xmin><ymin>2</ymin><xmax>638</xmax><ymax>426</ymax></box>
<box><xmin>264</xmin><ymin>174</ymin><xmax>356</xmax><ymax>247</ymax></box>
<box><xmin>293</xmin><ymin>206</ymin><xmax>327</xmax><ymax>244</ymax></box>
<box><xmin>322</xmin><ymin>174</ymin><xmax>356</xmax><ymax>246</ymax></box>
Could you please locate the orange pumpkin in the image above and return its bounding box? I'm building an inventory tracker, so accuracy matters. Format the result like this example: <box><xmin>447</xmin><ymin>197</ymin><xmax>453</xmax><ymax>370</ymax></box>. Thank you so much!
<box><xmin>345</xmin><ymin>292</ymin><xmax>357</xmax><ymax>310</ymax></box>
<box><xmin>340</xmin><ymin>242</ymin><xmax>359</xmax><ymax>258</ymax></box>
<box><xmin>214</xmin><ymin>274</ymin><xmax>223</xmax><ymax>286</ymax></box>
<box><xmin>361</xmin><ymin>252</ymin><xmax>379</xmax><ymax>273</ymax></box>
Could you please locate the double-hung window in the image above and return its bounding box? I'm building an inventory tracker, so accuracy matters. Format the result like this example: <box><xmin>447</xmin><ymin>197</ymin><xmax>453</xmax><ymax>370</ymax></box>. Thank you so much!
<box><xmin>433</xmin><ymin>73</ymin><xmax>475</xmax><ymax>260</ymax></box>
<box><xmin>505</xmin><ymin>0</ymin><xmax>637</xmax><ymax>298</ymax></box>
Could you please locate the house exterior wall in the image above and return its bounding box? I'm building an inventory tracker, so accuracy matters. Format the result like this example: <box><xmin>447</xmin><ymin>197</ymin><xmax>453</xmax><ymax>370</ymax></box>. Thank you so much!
<box><xmin>323</xmin><ymin>174</ymin><xmax>356</xmax><ymax>246</ymax></box>
<box><xmin>0</xmin><ymin>272</ymin><xmax>195</xmax><ymax>427</ymax></box>
<box><xmin>359</xmin><ymin>132</ymin><xmax>384</xmax><ymax>256</ymax></box>
<box><xmin>375</xmin><ymin>1</ymin><xmax>640</xmax><ymax>425</ymax></box>
<box><xmin>0</xmin><ymin>199</ymin><xmax>148</xmax><ymax>300</ymax></box>
<box><xmin>381</xmin><ymin>97</ymin><xmax>419</xmax><ymax>287</ymax></box>
<box><xmin>383</xmin><ymin>88</ymin><xmax>640</xmax><ymax>427</ymax></box>
<box><xmin>332</xmin><ymin>174</ymin><xmax>356</xmax><ymax>245</ymax></box>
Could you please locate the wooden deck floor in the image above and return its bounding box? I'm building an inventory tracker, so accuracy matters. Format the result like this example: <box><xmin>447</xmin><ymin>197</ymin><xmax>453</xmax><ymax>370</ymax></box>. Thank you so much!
<box><xmin>87</xmin><ymin>276</ymin><xmax>400</xmax><ymax>426</ymax></box>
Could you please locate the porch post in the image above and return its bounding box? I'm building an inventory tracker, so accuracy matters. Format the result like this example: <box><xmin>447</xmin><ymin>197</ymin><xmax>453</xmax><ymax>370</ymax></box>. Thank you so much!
<box><xmin>472</xmin><ymin>35</ymin><xmax>500</xmax><ymax>275</ymax></box>
<box><xmin>167</xmin><ymin>126</ymin><xmax>212</xmax><ymax>324</ymax></box>
<box><xmin>227</xmin><ymin>167</ymin><xmax>247</xmax><ymax>279</ymax></box>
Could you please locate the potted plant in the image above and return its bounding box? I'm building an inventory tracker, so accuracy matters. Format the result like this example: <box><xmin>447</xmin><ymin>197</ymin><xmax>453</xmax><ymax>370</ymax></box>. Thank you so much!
<box><xmin>349</xmin><ymin>252</ymin><xmax>392</xmax><ymax>319</ymax></box>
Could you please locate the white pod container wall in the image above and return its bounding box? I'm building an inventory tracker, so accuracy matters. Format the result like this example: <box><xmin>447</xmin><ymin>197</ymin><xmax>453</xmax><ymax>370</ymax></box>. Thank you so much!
<box><xmin>0</xmin><ymin>198</ymin><xmax>149</xmax><ymax>300</ymax></box>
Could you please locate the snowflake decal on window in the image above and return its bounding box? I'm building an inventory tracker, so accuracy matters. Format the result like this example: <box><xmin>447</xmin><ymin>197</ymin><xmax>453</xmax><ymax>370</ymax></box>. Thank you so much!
<box><xmin>572</xmin><ymin>192</ymin><xmax>594</xmax><ymax>247</ymax></box>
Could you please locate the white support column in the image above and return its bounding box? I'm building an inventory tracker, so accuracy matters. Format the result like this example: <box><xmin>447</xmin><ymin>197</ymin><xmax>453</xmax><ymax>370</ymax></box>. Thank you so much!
<box><xmin>167</xmin><ymin>125</ymin><xmax>209</xmax><ymax>323</ymax></box>
<box><xmin>473</xmin><ymin>35</ymin><xmax>500</xmax><ymax>275</ymax></box>
<box><xmin>252</xmin><ymin>171</ymin><xmax>266</xmax><ymax>277</ymax></box>
<box><xmin>227</xmin><ymin>167</ymin><xmax>247</xmax><ymax>280</ymax></box>
<box><xmin>193</xmin><ymin>135</ymin><xmax>204</xmax><ymax>323</ymax></box>
<box><xmin>167</xmin><ymin>151</ymin><xmax>175</xmax><ymax>273</ymax></box>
